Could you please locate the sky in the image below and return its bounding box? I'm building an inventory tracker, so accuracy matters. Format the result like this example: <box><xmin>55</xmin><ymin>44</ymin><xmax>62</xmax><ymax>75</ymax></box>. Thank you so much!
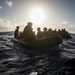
<box><xmin>0</xmin><ymin>0</ymin><xmax>75</xmax><ymax>33</ymax></box>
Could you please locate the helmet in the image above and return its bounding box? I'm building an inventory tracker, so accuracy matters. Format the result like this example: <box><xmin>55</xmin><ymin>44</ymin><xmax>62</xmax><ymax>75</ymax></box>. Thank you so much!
<box><xmin>27</xmin><ymin>22</ymin><xmax>33</xmax><ymax>26</ymax></box>
<box><xmin>43</xmin><ymin>27</ymin><xmax>47</xmax><ymax>31</ymax></box>
<box><xmin>37</xmin><ymin>27</ymin><xmax>40</xmax><ymax>31</ymax></box>
<box><xmin>16</xmin><ymin>26</ymin><xmax>19</xmax><ymax>29</ymax></box>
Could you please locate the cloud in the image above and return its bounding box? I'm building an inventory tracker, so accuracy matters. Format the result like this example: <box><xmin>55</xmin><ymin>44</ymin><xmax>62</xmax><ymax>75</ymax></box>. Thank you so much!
<box><xmin>0</xmin><ymin>6</ymin><xmax>2</xmax><ymax>9</ymax></box>
<box><xmin>62</xmin><ymin>21</ymin><xmax>68</xmax><ymax>25</ymax></box>
<box><xmin>0</xmin><ymin>18</ymin><xmax>11</xmax><ymax>31</ymax></box>
<box><xmin>0</xmin><ymin>18</ymin><xmax>25</xmax><ymax>32</ymax></box>
<box><xmin>14</xmin><ymin>19</ymin><xmax>17</xmax><ymax>22</ymax></box>
<box><xmin>61</xmin><ymin>21</ymin><xmax>75</xmax><ymax>33</ymax></box>
<box><xmin>6</xmin><ymin>1</ymin><xmax>12</xmax><ymax>7</ymax></box>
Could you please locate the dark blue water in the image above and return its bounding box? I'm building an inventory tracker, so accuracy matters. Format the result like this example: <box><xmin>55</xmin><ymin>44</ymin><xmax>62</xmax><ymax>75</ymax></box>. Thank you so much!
<box><xmin>0</xmin><ymin>32</ymin><xmax>75</xmax><ymax>75</ymax></box>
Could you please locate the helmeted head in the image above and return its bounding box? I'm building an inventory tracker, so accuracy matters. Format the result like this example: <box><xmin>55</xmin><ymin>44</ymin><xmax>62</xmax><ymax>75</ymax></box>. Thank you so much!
<box><xmin>43</xmin><ymin>27</ymin><xmax>47</xmax><ymax>31</ymax></box>
<box><xmin>27</xmin><ymin>22</ymin><xmax>33</xmax><ymax>27</ymax></box>
<box><xmin>37</xmin><ymin>27</ymin><xmax>41</xmax><ymax>31</ymax></box>
<box><xmin>16</xmin><ymin>26</ymin><xmax>19</xmax><ymax>29</ymax></box>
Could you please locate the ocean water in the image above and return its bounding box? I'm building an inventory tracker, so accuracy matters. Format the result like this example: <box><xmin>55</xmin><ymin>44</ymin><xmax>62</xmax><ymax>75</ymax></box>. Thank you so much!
<box><xmin>0</xmin><ymin>32</ymin><xmax>75</xmax><ymax>75</ymax></box>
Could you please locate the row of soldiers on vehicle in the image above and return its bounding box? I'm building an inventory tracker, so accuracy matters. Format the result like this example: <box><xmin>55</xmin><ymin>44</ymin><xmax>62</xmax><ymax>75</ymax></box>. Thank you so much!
<box><xmin>14</xmin><ymin>22</ymin><xmax>71</xmax><ymax>42</ymax></box>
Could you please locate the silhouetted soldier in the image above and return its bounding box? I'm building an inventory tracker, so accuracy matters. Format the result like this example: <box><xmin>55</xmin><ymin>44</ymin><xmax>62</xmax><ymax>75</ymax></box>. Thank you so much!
<box><xmin>23</xmin><ymin>22</ymin><xmax>35</xmax><ymax>41</ymax></box>
<box><xmin>53</xmin><ymin>28</ymin><xmax>57</xmax><ymax>36</ymax></box>
<box><xmin>48</xmin><ymin>28</ymin><xmax>53</xmax><ymax>37</ymax></box>
<box><xmin>43</xmin><ymin>27</ymin><xmax>48</xmax><ymax>37</ymax></box>
<box><xmin>14</xmin><ymin>26</ymin><xmax>19</xmax><ymax>39</ymax></box>
<box><xmin>37</xmin><ymin>27</ymin><xmax>43</xmax><ymax>39</ymax></box>
<box><xmin>58</xmin><ymin>29</ymin><xmax>61</xmax><ymax>35</ymax></box>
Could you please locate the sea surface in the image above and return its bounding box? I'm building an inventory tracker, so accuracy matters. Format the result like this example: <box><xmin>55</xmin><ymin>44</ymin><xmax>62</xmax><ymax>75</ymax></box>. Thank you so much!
<box><xmin>0</xmin><ymin>32</ymin><xmax>75</xmax><ymax>75</ymax></box>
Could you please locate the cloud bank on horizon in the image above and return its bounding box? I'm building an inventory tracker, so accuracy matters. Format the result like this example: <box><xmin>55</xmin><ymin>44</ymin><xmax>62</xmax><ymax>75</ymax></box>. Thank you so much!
<box><xmin>0</xmin><ymin>18</ymin><xmax>11</xmax><ymax>31</ymax></box>
<box><xmin>0</xmin><ymin>0</ymin><xmax>75</xmax><ymax>33</ymax></box>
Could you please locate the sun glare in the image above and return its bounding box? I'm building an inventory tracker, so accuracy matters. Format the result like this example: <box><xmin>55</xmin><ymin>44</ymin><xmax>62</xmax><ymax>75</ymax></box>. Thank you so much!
<box><xmin>29</xmin><ymin>8</ymin><xmax>46</xmax><ymax>25</ymax></box>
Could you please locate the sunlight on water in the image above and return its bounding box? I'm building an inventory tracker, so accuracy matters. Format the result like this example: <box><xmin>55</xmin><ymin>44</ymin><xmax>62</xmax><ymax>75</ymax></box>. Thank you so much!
<box><xmin>8</xmin><ymin>57</ymin><xmax>19</xmax><ymax>61</ymax></box>
<box><xmin>61</xmin><ymin>52</ymin><xmax>75</xmax><ymax>59</ymax></box>
<box><xmin>29</xmin><ymin>71</ymin><xmax>38</xmax><ymax>75</ymax></box>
